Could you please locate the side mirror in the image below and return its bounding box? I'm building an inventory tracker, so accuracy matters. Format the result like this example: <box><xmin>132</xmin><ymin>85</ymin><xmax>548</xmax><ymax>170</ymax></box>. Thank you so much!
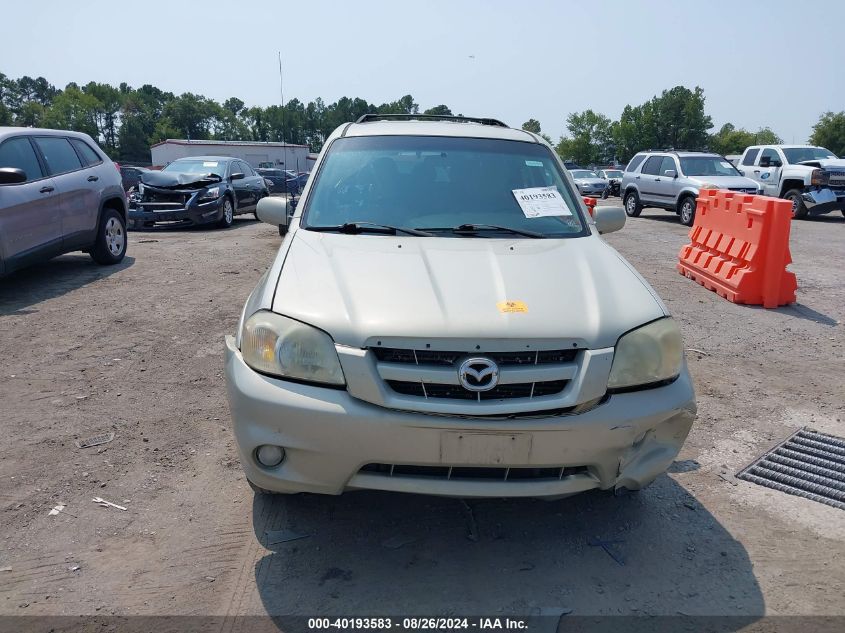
<box><xmin>772</xmin><ymin>160</ymin><xmax>782</xmax><ymax>167</ymax></box>
<box><xmin>594</xmin><ymin>205</ymin><xmax>626</xmax><ymax>235</ymax></box>
<box><xmin>664</xmin><ymin>169</ymin><xmax>677</xmax><ymax>178</ymax></box>
<box><xmin>231</xmin><ymin>172</ymin><xmax>245</xmax><ymax>181</ymax></box>
<box><xmin>759</xmin><ymin>156</ymin><xmax>771</xmax><ymax>168</ymax></box>
<box><xmin>256</xmin><ymin>196</ymin><xmax>289</xmax><ymax>227</ymax></box>
<box><xmin>0</xmin><ymin>167</ymin><xmax>27</xmax><ymax>185</ymax></box>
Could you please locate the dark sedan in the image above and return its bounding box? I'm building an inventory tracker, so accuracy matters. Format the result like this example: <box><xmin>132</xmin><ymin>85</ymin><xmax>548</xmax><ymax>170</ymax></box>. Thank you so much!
<box><xmin>129</xmin><ymin>156</ymin><xmax>268</xmax><ymax>229</ymax></box>
<box><xmin>257</xmin><ymin>168</ymin><xmax>310</xmax><ymax>194</ymax></box>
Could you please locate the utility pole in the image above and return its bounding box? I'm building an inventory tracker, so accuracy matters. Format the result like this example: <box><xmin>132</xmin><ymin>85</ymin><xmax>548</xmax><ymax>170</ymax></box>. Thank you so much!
<box><xmin>278</xmin><ymin>51</ymin><xmax>287</xmax><ymax>170</ymax></box>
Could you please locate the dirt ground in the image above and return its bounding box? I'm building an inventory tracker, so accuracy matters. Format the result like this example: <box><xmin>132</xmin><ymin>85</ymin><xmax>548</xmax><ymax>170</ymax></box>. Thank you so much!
<box><xmin>1</xmin><ymin>202</ymin><xmax>843</xmax><ymax>628</ymax></box>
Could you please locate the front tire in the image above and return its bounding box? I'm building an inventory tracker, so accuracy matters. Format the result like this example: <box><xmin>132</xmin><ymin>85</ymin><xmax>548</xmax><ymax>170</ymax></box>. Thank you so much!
<box><xmin>218</xmin><ymin>196</ymin><xmax>234</xmax><ymax>228</ymax></box>
<box><xmin>679</xmin><ymin>196</ymin><xmax>697</xmax><ymax>226</ymax></box>
<box><xmin>279</xmin><ymin>224</ymin><xmax>288</xmax><ymax>237</ymax></box>
<box><xmin>784</xmin><ymin>189</ymin><xmax>808</xmax><ymax>219</ymax></box>
<box><xmin>624</xmin><ymin>191</ymin><xmax>642</xmax><ymax>217</ymax></box>
<box><xmin>90</xmin><ymin>208</ymin><xmax>127</xmax><ymax>265</ymax></box>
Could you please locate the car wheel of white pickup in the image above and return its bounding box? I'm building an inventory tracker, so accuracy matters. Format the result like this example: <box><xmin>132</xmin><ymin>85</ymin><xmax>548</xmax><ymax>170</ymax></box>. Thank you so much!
<box><xmin>784</xmin><ymin>189</ymin><xmax>808</xmax><ymax>219</ymax></box>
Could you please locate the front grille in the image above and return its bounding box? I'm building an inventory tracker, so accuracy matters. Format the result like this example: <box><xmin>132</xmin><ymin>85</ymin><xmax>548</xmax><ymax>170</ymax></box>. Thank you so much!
<box><xmin>360</xmin><ymin>463</ymin><xmax>589</xmax><ymax>482</ymax></box>
<box><xmin>728</xmin><ymin>187</ymin><xmax>758</xmax><ymax>194</ymax></box>
<box><xmin>386</xmin><ymin>379</ymin><xmax>568</xmax><ymax>400</ymax></box>
<box><xmin>371</xmin><ymin>347</ymin><xmax>578</xmax><ymax>366</ymax></box>
<box><xmin>143</xmin><ymin>191</ymin><xmax>190</xmax><ymax>204</ymax></box>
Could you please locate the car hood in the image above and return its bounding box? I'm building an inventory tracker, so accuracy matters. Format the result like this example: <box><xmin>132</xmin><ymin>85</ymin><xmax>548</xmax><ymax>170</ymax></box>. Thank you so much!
<box><xmin>140</xmin><ymin>170</ymin><xmax>222</xmax><ymax>189</ymax></box>
<box><xmin>796</xmin><ymin>158</ymin><xmax>845</xmax><ymax>169</ymax></box>
<box><xmin>271</xmin><ymin>230</ymin><xmax>666</xmax><ymax>349</ymax></box>
<box><xmin>688</xmin><ymin>175</ymin><xmax>759</xmax><ymax>189</ymax></box>
<box><xmin>573</xmin><ymin>178</ymin><xmax>606</xmax><ymax>186</ymax></box>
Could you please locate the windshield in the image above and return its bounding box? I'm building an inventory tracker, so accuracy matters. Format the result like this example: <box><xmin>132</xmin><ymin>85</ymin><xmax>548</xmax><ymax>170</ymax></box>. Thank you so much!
<box><xmin>163</xmin><ymin>159</ymin><xmax>227</xmax><ymax>178</ymax></box>
<box><xmin>679</xmin><ymin>156</ymin><xmax>741</xmax><ymax>177</ymax></box>
<box><xmin>570</xmin><ymin>170</ymin><xmax>599</xmax><ymax>179</ymax></box>
<box><xmin>783</xmin><ymin>147</ymin><xmax>838</xmax><ymax>163</ymax></box>
<box><xmin>604</xmin><ymin>170</ymin><xmax>623</xmax><ymax>178</ymax></box>
<box><xmin>303</xmin><ymin>136</ymin><xmax>587</xmax><ymax>238</ymax></box>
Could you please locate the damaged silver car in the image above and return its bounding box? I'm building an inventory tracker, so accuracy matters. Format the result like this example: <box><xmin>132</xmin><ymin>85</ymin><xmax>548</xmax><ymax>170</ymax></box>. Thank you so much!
<box><xmin>225</xmin><ymin>114</ymin><xmax>697</xmax><ymax>499</ymax></box>
<box><xmin>129</xmin><ymin>156</ymin><xmax>268</xmax><ymax>229</ymax></box>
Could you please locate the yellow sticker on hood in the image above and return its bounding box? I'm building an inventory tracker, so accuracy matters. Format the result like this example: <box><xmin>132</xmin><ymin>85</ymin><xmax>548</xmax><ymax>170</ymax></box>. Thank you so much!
<box><xmin>497</xmin><ymin>300</ymin><xmax>528</xmax><ymax>313</ymax></box>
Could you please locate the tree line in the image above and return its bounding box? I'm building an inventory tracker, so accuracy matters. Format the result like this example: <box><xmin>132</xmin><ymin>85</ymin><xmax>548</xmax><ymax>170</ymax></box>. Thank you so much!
<box><xmin>2</xmin><ymin>72</ymin><xmax>843</xmax><ymax>165</ymax></box>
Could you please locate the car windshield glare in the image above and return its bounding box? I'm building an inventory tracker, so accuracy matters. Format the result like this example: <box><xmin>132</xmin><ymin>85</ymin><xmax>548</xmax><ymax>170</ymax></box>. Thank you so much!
<box><xmin>163</xmin><ymin>160</ymin><xmax>227</xmax><ymax>178</ymax></box>
<box><xmin>604</xmin><ymin>170</ymin><xmax>623</xmax><ymax>178</ymax></box>
<box><xmin>303</xmin><ymin>136</ymin><xmax>587</xmax><ymax>238</ymax></box>
<box><xmin>782</xmin><ymin>147</ymin><xmax>838</xmax><ymax>163</ymax></box>
<box><xmin>571</xmin><ymin>170</ymin><xmax>598</xmax><ymax>179</ymax></box>
<box><xmin>679</xmin><ymin>156</ymin><xmax>740</xmax><ymax>177</ymax></box>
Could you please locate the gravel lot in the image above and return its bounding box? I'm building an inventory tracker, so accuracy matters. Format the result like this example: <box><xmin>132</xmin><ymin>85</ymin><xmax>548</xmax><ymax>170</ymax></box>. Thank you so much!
<box><xmin>1</xmin><ymin>203</ymin><xmax>843</xmax><ymax>625</ymax></box>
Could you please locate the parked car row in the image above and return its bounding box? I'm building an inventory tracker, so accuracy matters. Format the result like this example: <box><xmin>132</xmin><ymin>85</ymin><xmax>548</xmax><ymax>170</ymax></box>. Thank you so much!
<box><xmin>618</xmin><ymin>145</ymin><xmax>844</xmax><ymax>226</ymax></box>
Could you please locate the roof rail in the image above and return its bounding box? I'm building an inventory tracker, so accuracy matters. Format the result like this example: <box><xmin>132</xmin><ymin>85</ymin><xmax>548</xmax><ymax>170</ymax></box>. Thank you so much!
<box><xmin>355</xmin><ymin>113</ymin><xmax>509</xmax><ymax>128</ymax></box>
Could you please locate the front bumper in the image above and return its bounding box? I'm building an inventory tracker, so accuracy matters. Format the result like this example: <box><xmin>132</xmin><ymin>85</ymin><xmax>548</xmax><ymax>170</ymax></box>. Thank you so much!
<box><xmin>801</xmin><ymin>187</ymin><xmax>845</xmax><ymax>215</ymax></box>
<box><xmin>224</xmin><ymin>336</ymin><xmax>697</xmax><ymax>498</ymax></box>
<box><xmin>127</xmin><ymin>198</ymin><xmax>223</xmax><ymax>228</ymax></box>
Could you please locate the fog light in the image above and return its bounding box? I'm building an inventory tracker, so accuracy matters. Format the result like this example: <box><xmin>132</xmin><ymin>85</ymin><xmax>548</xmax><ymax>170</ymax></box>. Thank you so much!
<box><xmin>256</xmin><ymin>444</ymin><xmax>285</xmax><ymax>467</ymax></box>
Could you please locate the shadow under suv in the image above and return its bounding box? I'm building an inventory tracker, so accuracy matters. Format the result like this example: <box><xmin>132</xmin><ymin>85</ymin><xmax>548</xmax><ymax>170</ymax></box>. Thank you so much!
<box><xmin>620</xmin><ymin>151</ymin><xmax>760</xmax><ymax>226</ymax></box>
<box><xmin>0</xmin><ymin>127</ymin><xmax>128</xmax><ymax>277</ymax></box>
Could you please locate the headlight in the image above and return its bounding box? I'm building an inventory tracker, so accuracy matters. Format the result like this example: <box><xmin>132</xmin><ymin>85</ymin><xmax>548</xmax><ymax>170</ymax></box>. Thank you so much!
<box><xmin>199</xmin><ymin>186</ymin><xmax>220</xmax><ymax>200</ymax></box>
<box><xmin>138</xmin><ymin>183</ymin><xmax>145</xmax><ymax>195</ymax></box>
<box><xmin>697</xmin><ymin>182</ymin><xmax>720</xmax><ymax>190</ymax></box>
<box><xmin>241</xmin><ymin>311</ymin><xmax>345</xmax><ymax>386</ymax></box>
<box><xmin>607</xmin><ymin>318</ymin><xmax>683</xmax><ymax>391</ymax></box>
<box><xmin>810</xmin><ymin>169</ymin><xmax>828</xmax><ymax>187</ymax></box>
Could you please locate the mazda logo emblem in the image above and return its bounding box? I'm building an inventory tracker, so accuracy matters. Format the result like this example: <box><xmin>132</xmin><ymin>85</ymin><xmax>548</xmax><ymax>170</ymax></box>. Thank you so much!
<box><xmin>458</xmin><ymin>357</ymin><xmax>499</xmax><ymax>392</ymax></box>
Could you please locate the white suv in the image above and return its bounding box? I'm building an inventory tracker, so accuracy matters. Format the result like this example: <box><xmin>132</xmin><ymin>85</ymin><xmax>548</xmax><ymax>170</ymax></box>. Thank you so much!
<box><xmin>620</xmin><ymin>150</ymin><xmax>761</xmax><ymax>225</ymax></box>
<box><xmin>225</xmin><ymin>114</ymin><xmax>696</xmax><ymax>498</ymax></box>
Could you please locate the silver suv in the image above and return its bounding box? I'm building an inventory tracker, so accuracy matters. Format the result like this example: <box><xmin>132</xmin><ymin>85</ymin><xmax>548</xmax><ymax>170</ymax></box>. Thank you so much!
<box><xmin>0</xmin><ymin>128</ymin><xmax>127</xmax><ymax>276</ymax></box>
<box><xmin>620</xmin><ymin>150</ymin><xmax>761</xmax><ymax>226</ymax></box>
<box><xmin>225</xmin><ymin>114</ymin><xmax>696</xmax><ymax>499</ymax></box>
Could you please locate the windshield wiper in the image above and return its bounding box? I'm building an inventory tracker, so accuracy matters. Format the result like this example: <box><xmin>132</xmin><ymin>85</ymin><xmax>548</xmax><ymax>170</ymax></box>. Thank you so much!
<box><xmin>445</xmin><ymin>223</ymin><xmax>545</xmax><ymax>239</ymax></box>
<box><xmin>309</xmin><ymin>222</ymin><xmax>434</xmax><ymax>237</ymax></box>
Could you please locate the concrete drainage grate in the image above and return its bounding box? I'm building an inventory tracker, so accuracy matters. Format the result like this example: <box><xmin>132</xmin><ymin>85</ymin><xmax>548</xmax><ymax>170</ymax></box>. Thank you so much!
<box><xmin>737</xmin><ymin>428</ymin><xmax>845</xmax><ymax>510</ymax></box>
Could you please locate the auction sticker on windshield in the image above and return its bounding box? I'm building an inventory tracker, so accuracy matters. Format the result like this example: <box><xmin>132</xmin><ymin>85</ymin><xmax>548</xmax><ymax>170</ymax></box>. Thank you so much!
<box><xmin>512</xmin><ymin>186</ymin><xmax>572</xmax><ymax>218</ymax></box>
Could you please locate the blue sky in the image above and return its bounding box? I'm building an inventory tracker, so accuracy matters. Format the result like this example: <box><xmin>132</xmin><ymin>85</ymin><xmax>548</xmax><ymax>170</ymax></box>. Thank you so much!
<box><xmin>2</xmin><ymin>0</ymin><xmax>842</xmax><ymax>144</ymax></box>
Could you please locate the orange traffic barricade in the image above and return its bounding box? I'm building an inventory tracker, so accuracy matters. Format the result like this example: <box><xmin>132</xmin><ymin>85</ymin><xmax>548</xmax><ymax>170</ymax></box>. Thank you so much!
<box><xmin>677</xmin><ymin>189</ymin><xmax>797</xmax><ymax>308</ymax></box>
<box><xmin>582</xmin><ymin>196</ymin><xmax>596</xmax><ymax>217</ymax></box>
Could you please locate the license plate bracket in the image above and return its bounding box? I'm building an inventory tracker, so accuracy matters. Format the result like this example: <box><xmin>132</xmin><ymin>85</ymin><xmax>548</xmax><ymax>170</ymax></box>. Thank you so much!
<box><xmin>440</xmin><ymin>431</ymin><xmax>532</xmax><ymax>465</ymax></box>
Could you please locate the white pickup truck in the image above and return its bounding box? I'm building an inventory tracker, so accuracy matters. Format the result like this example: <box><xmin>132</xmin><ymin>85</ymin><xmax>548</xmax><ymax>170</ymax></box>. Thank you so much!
<box><xmin>736</xmin><ymin>145</ymin><xmax>845</xmax><ymax>218</ymax></box>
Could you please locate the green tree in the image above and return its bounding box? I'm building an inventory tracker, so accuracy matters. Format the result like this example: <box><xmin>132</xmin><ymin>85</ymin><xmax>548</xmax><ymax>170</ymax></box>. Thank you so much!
<box><xmin>521</xmin><ymin>118</ymin><xmax>553</xmax><ymax>144</ymax></box>
<box><xmin>83</xmin><ymin>82</ymin><xmax>122</xmax><ymax>154</ymax></box>
<box><xmin>555</xmin><ymin>109</ymin><xmax>614</xmax><ymax>165</ymax></box>
<box><xmin>223</xmin><ymin>97</ymin><xmax>245</xmax><ymax>117</ymax></box>
<box><xmin>157</xmin><ymin>93</ymin><xmax>218</xmax><ymax>141</ymax></box>
<box><xmin>809</xmin><ymin>111</ymin><xmax>845</xmax><ymax>157</ymax></box>
<box><xmin>709</xmin><ymin>124</ymin><xmax>783</xmax><ymax>155</ymax></box>
<box><xmin>42</xmin><ymin>85</ymin><xmax>100</xmax><ymax>138</ymax></box>
<box><xmin>423</xmin><ymin>104</ymin><xmax>452</xmax><ymax>116</ymax></box>
<box><xmin>521</xmin><ymin>118</ymin><xmax>541</xmax><ymax>134</ymax></box>
<box><xmin>651</xmin><ymin>85</ymin><xmax>712</xmax><ymax>150</ymax></box>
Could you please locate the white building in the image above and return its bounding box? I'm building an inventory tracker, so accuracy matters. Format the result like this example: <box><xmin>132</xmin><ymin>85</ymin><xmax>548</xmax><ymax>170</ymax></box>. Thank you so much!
<box><xmin>150</xmin><ymin>139</ymin><xmax>310</xmax><ymax>171</ymax></box>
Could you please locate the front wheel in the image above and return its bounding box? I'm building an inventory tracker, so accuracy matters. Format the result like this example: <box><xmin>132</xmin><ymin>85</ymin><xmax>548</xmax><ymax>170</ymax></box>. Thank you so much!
<box><xmin>784</xmin><ymin>189</ymin><xmax>808</xmax><ymax>219</ymax></box>
<box><xmin>679</xmin><ymin>196</ymin><xmax>697</xmax><ymax>226</ymax></box>
<box><xmin>279</xmin><ymin>224</ymin><xmax>288</xmax><ymax>237</ymax></box>
<box><xmin>218</xmin><ymin>196</ymin><xmax>235</xmax><ymax>228</ymax></box>
<box><xmin>624</xmin><ymin>191</ymin><xmax>642</xmax><ymax>217</ymax></box>
<box><xmin>90</xmin><ymin>209</ymin><xmax>127</xmax><ymax>265</ymax></box>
